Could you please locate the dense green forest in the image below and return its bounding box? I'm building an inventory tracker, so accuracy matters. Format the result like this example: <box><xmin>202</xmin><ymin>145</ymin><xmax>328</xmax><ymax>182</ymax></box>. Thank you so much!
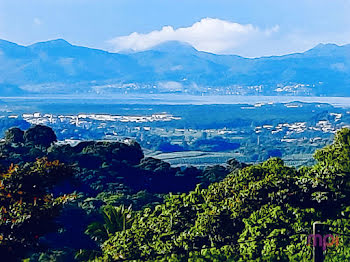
<box><xmin>0</xmin><ymin>125</ymin><xmax>236</xmax><ymax>261</ymax></box>
<box><xmin>1</xmin><ymin>125</ymin><xmax>350</xmax><ymax>261</ymax></box>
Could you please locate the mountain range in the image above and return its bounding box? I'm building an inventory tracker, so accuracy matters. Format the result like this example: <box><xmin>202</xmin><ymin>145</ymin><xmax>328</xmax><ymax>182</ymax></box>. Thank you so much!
<box><xmin>0</xmin><ymin>39</ymin><xmax>349</xmax><ymax>96</ymax></box>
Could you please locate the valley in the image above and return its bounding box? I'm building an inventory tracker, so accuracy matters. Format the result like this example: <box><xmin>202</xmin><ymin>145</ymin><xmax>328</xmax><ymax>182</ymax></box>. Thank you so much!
<box><xmin>0</xmin><ymin>97</ymin><xmax>348</xmax><ymax>168</ymax></box>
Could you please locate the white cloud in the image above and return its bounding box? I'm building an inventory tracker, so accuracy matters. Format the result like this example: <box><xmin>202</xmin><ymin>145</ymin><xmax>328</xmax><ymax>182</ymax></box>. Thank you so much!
<box><xmin>108</xmin><ymin>18</ymin><xmax>279</xmax><ymax>56</ymax></box>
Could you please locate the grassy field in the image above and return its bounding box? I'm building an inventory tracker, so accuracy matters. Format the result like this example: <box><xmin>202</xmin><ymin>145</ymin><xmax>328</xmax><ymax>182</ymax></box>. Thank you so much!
<box><xmin>146</xmin><ymin>150</ymin><xmax>315</xmax><ymax>168</ymax></box>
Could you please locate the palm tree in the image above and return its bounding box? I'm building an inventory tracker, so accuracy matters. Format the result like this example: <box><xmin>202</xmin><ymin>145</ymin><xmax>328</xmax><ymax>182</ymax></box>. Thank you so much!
<box><xmin>85</xmin><ymin>205</ymin><xmax>133</xmax><ymax>243</ymax></box>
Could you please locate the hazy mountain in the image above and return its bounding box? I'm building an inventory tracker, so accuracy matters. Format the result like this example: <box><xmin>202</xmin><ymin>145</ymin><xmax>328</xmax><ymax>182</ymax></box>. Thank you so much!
<box><xmin>0</xmin><ymin>39</ymin><xmax>349</xmax><ymax>96</ymax></box>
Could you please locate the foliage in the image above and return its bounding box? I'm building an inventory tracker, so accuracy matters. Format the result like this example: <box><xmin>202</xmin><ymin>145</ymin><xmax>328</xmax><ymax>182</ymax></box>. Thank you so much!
<box><xmin>85</xmin><ymin>205</ymin><xmax>134</xmax><ymax>243</ymax></box>
<box><xmin>86</xmin><ymin>128</ymin><xmax>350</xmax><ymax>261</ymax></box>
<box><xmin>6</xmin><ymin>125</ymin><xmax>350</xmax><ymax>260</ymax></box>
<box><xmin>0</xmin><ymin>158</ymin><xmax>75</xmax><ymax>260</ymax></box>
<box><xmin>5</xmin><ymin>127</ymin><xmax>24</xmax><ymax>144</ymax></box>
<box><xmin>24</xmin><ymin>125</ymin><xmax>57</xmax><ymax>148</ymax></box>
<box><xmin>0</xmin><ymin>125</ymin><xmax>238</xmax><ymax>260</ymax></box>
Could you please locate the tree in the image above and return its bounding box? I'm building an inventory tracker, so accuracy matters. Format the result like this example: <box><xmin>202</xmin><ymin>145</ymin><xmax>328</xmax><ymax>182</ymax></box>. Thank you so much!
<box><xmin>4</xmin><ymin>127</ymin><xmax>24</xmax><ymax>144</ymax></box>
<box><xmin>85</xmin><ymin>205</ymin><xmax>133</xmax><ymax>243</ymax></box>
<box><xmin>23</xmin><ymin>125</ymin><xmax>57</xmax><ymax>148</ymax></box>
<box><xmin>0</xmin><ymin>158</ymin><xmax>75</xmax><ymax>260</ymax></box>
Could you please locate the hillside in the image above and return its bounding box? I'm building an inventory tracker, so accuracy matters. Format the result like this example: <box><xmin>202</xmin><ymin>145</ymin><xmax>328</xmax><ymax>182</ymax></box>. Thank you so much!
<box><xmin>2</xmin><ymin>125</ymin><xmax>350</xmax><ymax>261</ymax></box>
<box><xmin>0</xmin><ymin>125</ymin><xmax>239</xmax><ymax>261</ymax></box>
<box><xmin>0</xmin><ymin>39</ymin><xmax>349</xmax><ymax>96</ymax></box>
<box><xmin>80</xmin><ymin>128</ymin><xmax>350</xmax><ymax>261</ymax></box>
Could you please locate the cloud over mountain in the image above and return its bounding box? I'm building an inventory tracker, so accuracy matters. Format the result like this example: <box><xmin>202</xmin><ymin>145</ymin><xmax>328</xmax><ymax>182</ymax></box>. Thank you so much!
<box><xmin>1</xmin><ymin>38</ymin><xmax>349</xmax><ymax>96</ymax></box>
<box><xmin>108</xmin><ymin>18</ymin><xmax>279</xmax><ymax>55</ymax></box>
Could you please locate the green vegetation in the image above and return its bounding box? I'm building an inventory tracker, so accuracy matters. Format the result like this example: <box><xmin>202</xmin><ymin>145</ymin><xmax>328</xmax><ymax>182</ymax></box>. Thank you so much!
<box><xmin>0</xmin><ymin>125</ymin><xmax>235</xmax><ymax>261</ymax></box>
<box><xmin>82</xmin><ymin>128</ymin><xmax>350</xmax><ymax>261</ymax></box>
<box><xmin>1</xmin><ymin>101</ymin><xmax>340</xmax><ymax>166</ymax></box>
<box><xmin>2</xmin><ymin>124</ymin><xmax>350</xmax><ymax>261</ymax></box>
<box><xmin>0</xmin><ymin>158</ymin><xmax>75</xmax><ymax>261</ymax></box>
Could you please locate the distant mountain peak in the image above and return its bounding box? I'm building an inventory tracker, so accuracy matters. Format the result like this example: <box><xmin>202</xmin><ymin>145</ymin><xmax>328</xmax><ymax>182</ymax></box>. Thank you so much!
<box><xmin>50</xmin><ymin>38</ymin><xmax>71</xmax><ymax>45</ymax></box>
<box><xmin>29</xmin><ymin>38</ymin><xmax>72</xmax><ymax>49</ymax></box>
<box><xmin>0</xmin><ymin>39</ymin><xmax>16</xmax><ymax>45</ymax></box>
<box><xmin>0</xmin><ymin>39</ymin><xmax>22</xmax><ymax>48</ymax></box>
<box><xmin>305</xmin><ymin>43</ymin><xmax>347</xmax><ymax>56</ymax></box>
<box><xmin>149</xmin><ymin>41</ymin><xmax>198</xmax><ymax>53</ymax></box>
<box><xmin>314</xmin><ymin>43</ymin><xmax>340</xmax><ymax>48</ymax></box>
<box><xmin>0</xmin><ymin>38</ymin><xmax>349</xmax><ymax>97</ymax></box>
<box><xmin>0</xmin><ymin>39</ymin><xmax>30</xmax><ymax>58</ymax></box>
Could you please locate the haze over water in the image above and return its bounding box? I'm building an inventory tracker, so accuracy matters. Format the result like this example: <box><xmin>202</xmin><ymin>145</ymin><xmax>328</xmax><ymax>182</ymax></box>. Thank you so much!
<box><xmin>1</xmin><ymin>94</ymin><xmax>350</xmax><ymax>108</ymax></box>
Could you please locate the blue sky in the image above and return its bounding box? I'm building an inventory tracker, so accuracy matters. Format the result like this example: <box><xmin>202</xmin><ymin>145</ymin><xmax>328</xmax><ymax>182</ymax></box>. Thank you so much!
<box><xmin>0</xmin><ymin>0</ymin><xmax>349</xmax><ymax>57</ymax></box>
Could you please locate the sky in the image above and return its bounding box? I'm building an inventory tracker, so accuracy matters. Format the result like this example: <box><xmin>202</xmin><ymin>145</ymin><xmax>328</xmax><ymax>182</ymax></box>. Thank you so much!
<box><xmin>0</xmin><ymin>0</ymin><xmax>349</xmax><ymax>57</ymax></box>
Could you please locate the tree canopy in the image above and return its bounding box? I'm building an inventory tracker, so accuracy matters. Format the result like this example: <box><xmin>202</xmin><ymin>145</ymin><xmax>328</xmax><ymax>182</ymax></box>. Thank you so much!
<box><xmin>83</xmin><ymin>128</ymin><xmax>350</xmax><ymax>261</ymax></box>
<box><xmin>0</xmin><ymin>158</ymin><xmax>75</xmax><ymax>260</ymax></box>
<box><xmin>24</xmin><ymin>125</ymin><xmax>57</xmax><ymax>148</ymax></box>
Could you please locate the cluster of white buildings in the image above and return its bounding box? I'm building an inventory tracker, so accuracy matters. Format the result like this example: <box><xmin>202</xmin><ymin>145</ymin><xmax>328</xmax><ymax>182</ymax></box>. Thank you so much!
<box><xmin>20</xmin><ymin>112</ymin><xmax>181</xmax><ymax>126</ymax></box>
<box><xmin>255</xmin><ymin>118</ymin><xmax>342</xmax><ymax>137</ymax></box>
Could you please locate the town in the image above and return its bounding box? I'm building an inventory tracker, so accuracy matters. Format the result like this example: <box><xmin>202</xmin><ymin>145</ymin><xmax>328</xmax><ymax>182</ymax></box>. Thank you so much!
<box><xmin>0</xmin><ymin>101</ymin><xmax>348</xmax><ymax>167</ymax></box>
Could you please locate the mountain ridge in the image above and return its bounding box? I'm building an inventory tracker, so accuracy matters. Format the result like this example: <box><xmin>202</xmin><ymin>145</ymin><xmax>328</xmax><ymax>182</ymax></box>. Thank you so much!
<box><xmin>0</xmin><ymin>39</ymin><xmax>349</xmax><ymax>96</ymax></box>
